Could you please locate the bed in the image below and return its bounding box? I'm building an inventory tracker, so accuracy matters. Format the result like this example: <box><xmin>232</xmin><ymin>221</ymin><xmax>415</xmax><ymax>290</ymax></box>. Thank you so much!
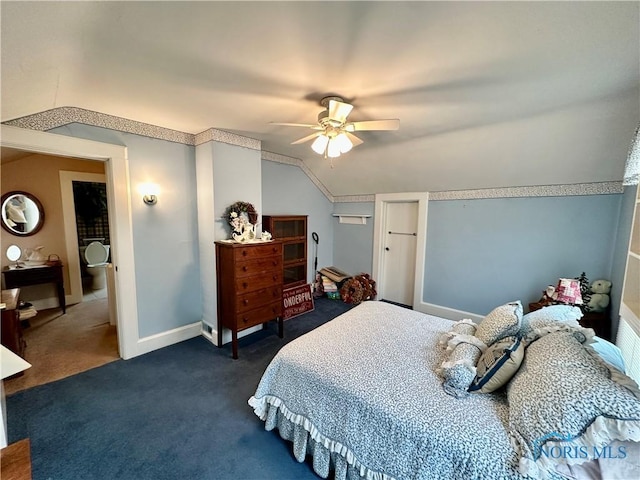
<box><xmin>248</xmin><ymin>301</ymin><xmax>640</xmax><ymax>480</ymax></box>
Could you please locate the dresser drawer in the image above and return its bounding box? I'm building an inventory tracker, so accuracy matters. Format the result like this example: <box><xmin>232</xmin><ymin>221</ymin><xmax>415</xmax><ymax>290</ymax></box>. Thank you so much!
<box><xmin>235</xmin><ymin>271</ymin><xmax>283</xmax><ymax>294</ymax></box>
<box><xmin>236</xmin><ymin>255</ymin><xmax>282</xmax><ymax>278</ymax></box>
<box><xmin>236</xmin><ymin>301</ymin><xmax>282</xmax><ymax>329</ymax></box>
<box><xmin>233</xmin><ymin>243</ymin><xmax>282</xmax><ymax>260</ymax></box>
<box><xmin>236</xmin><ymin>286</ymin><xmax>282</xmax><ymax>314</ymax></box>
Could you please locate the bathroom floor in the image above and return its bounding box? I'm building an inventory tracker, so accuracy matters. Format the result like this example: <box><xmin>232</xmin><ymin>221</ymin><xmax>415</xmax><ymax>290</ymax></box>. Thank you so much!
<box><xmin>82</xmin><ymin>275</ymin><xmax>108</xmax><ymax>302</ymax></box>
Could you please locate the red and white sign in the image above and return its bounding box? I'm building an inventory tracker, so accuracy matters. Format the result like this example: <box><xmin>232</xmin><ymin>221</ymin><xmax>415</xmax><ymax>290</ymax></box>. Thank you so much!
<box><xmin>283</xmin><ymin>284</ymin><xmax>314</xmax><ymax>320</ymax></box>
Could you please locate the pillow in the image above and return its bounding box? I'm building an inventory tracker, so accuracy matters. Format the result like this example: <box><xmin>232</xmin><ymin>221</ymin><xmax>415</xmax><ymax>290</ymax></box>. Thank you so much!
<box><xmin>519</xmin><ymin>305</ymin><xmax>583</xmax><ymax>337</ymax></box>
<box><xmin>468</xmin><ymin>336</ymin><xmax>525</xmax><ymax>393</ymax></box>
<box><xmin>554</xmin><ymin>277</ymin><xmax>584</xmax><ymax>305</ymax></box>
<box><xmin>438</xmin><ymin>322</ymin><xmax>485</xmax><ymax>398</ymax></box>
<box><xmin>439</xmin><ymin>341</ymin><xmax>483</xmax><ymax>398</ymax></box>
<box><xmin>590</xmin><ymin>336</ymin><xmax>626</xmax><ymax>373</ymax></box>
<box><xmin>438</xmin><ymin>319</ymin><xmax>477</xmax><ymax>347</ymax></box>
<box><xmin>475</xmin><ymin>301</ymin><xmax>523</xmax><ymax>346</ymax></box>
<box><xmin>507</xmin><ymin>330</ymin><xmax>640</xmax><ymax>479</ymax></box>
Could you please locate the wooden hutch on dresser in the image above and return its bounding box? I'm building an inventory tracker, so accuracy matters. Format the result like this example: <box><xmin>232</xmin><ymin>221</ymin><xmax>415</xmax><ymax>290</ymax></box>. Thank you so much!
<box><xmin>215</xmin><ymin>240</ymin><xmax>284</xmax><ymax>359</ymax></box>
<box><xmin>262</xmin><ymin>215</ymin><xmax>308</xmax><ymax>289</ymax></box>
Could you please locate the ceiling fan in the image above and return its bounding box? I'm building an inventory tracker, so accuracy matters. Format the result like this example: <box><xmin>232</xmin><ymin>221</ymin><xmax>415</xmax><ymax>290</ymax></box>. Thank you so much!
<box><xmin>270</xmin><ymin>96</ymin><xmax>399</xmax><ymax>163</ymax></box>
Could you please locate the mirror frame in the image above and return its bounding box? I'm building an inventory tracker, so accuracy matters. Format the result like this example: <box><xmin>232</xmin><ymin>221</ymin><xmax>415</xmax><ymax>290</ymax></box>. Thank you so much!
<box><xmin>1</xmin><ymin>191</ymin><xmax>45</xmax><ymax>237</ymax></box>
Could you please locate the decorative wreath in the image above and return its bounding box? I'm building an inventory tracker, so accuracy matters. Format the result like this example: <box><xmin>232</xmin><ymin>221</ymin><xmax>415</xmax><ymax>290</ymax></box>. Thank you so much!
<box><xmin>222</xmin><ymin>201</ymin><xmax>258</xmax><ymax>233</ymax></box>
<box><xmin>339</xmin><ymin>273</ymin><xmax>377</xmax><ymax>304</ymax></box>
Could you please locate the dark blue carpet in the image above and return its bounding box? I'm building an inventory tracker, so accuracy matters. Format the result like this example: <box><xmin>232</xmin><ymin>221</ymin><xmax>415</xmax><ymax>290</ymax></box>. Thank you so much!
<box><xmin>7</xmin><ymin>297</ymin><xmax>353</xmax><ymax>480</ymax></box>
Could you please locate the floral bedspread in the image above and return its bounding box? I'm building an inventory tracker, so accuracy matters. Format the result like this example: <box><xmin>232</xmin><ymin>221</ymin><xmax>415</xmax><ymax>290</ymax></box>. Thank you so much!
<box><xmin>249</xmin><ymin>301</ymin><xmax>526</xmax><ymax>480</ymax></box>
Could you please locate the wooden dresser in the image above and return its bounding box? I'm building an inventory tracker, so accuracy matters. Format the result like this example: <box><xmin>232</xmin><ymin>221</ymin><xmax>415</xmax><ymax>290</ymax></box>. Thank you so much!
<box><xmin>215</xmin><ymin>241</ymin><xmax>284</xmax><ymax>359</ymax></box>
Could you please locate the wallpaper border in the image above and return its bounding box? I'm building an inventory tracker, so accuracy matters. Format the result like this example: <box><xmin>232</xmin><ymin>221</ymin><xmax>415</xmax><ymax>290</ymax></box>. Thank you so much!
<box><xmin>3</xmin><ymin>107</ymin><xmax>624</xmax><ymax>202</ymax></box>
<box><xmin>2</xmin><ymin>106</ymin><xmax>261</xmax><ymax>151</ymax></box>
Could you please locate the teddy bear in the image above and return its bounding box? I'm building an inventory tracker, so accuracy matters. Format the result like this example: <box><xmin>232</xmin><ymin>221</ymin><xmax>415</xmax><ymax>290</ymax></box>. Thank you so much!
<box><xmin>587</xmin><ymin>279</ymin><xmax>612</xmax><ymax>312</ymax></box>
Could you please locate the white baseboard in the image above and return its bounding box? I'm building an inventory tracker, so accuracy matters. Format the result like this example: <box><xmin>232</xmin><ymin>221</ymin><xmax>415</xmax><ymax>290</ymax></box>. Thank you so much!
<box><xmin>416</xmin><ymin>301</ymin><xmax>484</xmax><ymax>323</ymax></box>
<box><xmin>200</xmin><ymin>323</ymin><xmax>263</xmax><ymax>347</ymax></box>
<box><xmin>136</xmin><ymin>322</ymin><xmax>202</xmax><ymax>357</ymax></box>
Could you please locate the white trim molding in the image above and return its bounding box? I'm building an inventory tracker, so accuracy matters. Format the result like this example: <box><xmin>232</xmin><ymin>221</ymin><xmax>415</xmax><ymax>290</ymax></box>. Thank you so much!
<box><xmin>372</xmin><ymin>192</ymin><xmax>429</xmax><ymax>311</ymax></box>
<box><xmin>59</xmin><ymin>171</ymin><xmax>107</xmax><ymax>305</ymax></box>
<box><xmin>416</xmin><ymin>301</ymin><xmax>484</xmax><ymax>324</ymax></box>
<box><xmin>136</xmin><ymin>322</ymin><xmax>202</xmax><ymax>357</ymax></box>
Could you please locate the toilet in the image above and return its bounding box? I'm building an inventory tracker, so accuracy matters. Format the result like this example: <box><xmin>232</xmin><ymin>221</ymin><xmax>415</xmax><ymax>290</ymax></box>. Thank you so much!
<box><xmin>83</xmin><ymin>241</ymin><xmax>110</xmax><ymax>290</ymax></box>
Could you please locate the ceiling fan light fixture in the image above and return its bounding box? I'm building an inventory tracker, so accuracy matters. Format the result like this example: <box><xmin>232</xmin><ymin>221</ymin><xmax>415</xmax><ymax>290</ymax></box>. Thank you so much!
<box><xmin>327</xmin><ymin>138</ymin><xmax>342</xmax><ymax>158</ymax></box>
<box><xmin>311</xmin><ymin>134</ymin><xmax>329</xmax><ymax>155</ymax></box>
<box><xmin>335</xmin><ymin>133</ymin><xmax>353</xmax><ymax>153</ymax></box>
<box><xmin>275</xmin><ymin>94</ymin><xmax>399</xmax><ymax>163</ymax></box>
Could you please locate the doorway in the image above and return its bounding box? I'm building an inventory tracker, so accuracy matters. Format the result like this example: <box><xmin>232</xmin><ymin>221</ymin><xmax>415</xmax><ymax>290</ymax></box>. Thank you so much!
<box><xmin>1</xmin><ymin>125</ymin><xmax>139</xmax><ymax>359</ymax></box>
<box><xmin>372</xmin><ymin>193</ymin><xmax>428</xmax><ymax>310</ymax></box>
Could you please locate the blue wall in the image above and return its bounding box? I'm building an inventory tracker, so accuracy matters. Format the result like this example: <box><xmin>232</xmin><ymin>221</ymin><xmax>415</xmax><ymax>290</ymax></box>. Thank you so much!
<box><xmin>332</xmin><ymin>202</ymin><xmax>375</xmax><ymax>276</ymax></box>
<box><xmin>424</xmin><ymin>194</ymin><xmax>623</xmax><ymax>315</ymax></box>
<box><xmin>42</xmin><ymin>122</ymin><xmax>634</xmax><ymax>342</ymax></box>
<box><xmin>50</xmin><ymin>123</ymin><xmax>202</xmax><ymax>338</ymax></box>
<box><xmin>261</xmin><ymin>160</ymin><xmax>334</xmax><ymax>283</ymax></box>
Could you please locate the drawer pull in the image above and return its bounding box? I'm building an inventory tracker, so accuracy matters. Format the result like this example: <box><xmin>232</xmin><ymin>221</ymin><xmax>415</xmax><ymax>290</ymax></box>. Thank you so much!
<box><xmin>242</xmin><ymin>266</ymin><xmax>248</xmax><ymax>272</ymax></box>
<box><xmin>243</xmin><ymin>317</ymin><xmax>249</xmax><ymax>324</ymax></box>
<box><xmin>242</xmin><ymin>282</ymin><xmax>248</xmax><ymax>289</ymax></box>
<box><xmin>273</xmin><ymin>275</ymin><xmax>277</xmax><ymax>281</ymax></box>
<box><xmin>243</xmin><ymin>299</ymin><xmax>249</xmax><ymax>306</ymax></box>
<box><xmin>242</xmin><ymin>250</ymin><xmax>248</xmax><ymax>257</ymax></box>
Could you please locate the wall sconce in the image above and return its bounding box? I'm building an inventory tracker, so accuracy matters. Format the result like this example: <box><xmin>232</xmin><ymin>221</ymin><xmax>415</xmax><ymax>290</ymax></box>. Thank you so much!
<box><xmin>140</xmin><ymin>183</ymin><xmax>159</xmax><ymax>206</ymax></box>
<box><xmin>143</xmin><ymin>193</ymin><xmax>157</xmax><ymax>206</ymax></box>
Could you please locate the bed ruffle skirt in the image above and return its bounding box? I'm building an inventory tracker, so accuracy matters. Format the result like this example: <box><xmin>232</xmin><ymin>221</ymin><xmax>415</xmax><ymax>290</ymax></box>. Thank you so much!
<box><xmin>248</xmin><ymin>394</ymin><xmax>394</xmax><ymax>480</ymax></box>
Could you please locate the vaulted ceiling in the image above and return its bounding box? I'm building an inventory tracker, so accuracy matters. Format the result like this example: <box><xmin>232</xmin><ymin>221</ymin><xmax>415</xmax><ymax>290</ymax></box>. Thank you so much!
<box><xmin>1</xmin><ymin>1</ymin><xmax>638</xmax><ymax>196</ymax></box>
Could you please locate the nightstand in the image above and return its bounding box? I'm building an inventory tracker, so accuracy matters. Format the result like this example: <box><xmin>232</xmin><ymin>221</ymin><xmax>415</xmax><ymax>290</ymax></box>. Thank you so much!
<box><xmin>528</xmin><ymin>302</ymin><xmax>611</xmax><ymax>340</ymax></box>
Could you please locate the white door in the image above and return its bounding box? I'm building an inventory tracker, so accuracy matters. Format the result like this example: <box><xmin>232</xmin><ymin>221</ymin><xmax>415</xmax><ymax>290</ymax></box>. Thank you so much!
<box><xmin>381</xmin><ymin>202</ymin><xmax>418</xmax><ymax>306</ymax></box>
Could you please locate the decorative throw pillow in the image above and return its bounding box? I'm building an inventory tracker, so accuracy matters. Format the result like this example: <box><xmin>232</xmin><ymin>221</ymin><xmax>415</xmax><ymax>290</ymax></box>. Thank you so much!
<box><xmin>438</xmin><ymin>320</ymin><xmax>485</xmax><ymax>398</ymax></box>
<box><xmin>519</xmin><ymin>305</ymin><xmax>583</xmax><ymax>338</ymax></box>
<box><xmin>554</xmin><ymin>278</ymin><xmax>584</xmax><ymax>305</ymax></box>
<box><xmin>468</xmin><ymin>336</ymin><xmax>525</xmax><ymax>393</ymax></box>
<box><xmin>439</xmin><ymin>341</ymin><xmax>483</xmax><ymax>399</ymax></box>
<box><xmin>507</xmin><ymin>330</ymin><xmax>640</xmax><ymax>479</ymax></box>
<box><xmin>475</xmin><ymin>301</ymin><xmax>523</xmax><ymax>347</ymax></box>
<box><xmin>438</xmin><ymin>319</ymin><xmax>477</xmax><ymax>347</ymax></box>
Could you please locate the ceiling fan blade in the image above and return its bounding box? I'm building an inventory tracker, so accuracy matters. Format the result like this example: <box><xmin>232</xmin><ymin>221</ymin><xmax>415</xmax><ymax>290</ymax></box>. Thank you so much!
<box><xmin>328</xmin><ymin>100</ymin><xmax>354</xmax><ymax>124</ymax></box>
<box><xmin>347</xmin><ymin>119</ymin><xmax>400</xmax><ymax>131</ymax></box>
<box><xmin>269</xmin><ymin>122</ymin><xmax>319</xmax><ymax>128</ymax></box>
<box><xmin>344</xmin><ymin>131</ymin><xmax>363</xmax><ymax>147</ymax></box>
<box><xmin>291</xmin><ymin>132</ymin><xmax>322</xmax><ymax>145</ymax></box>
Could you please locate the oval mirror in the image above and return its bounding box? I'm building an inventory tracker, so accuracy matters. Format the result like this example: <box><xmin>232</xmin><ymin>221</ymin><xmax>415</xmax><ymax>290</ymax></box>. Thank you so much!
<box><xmin>1</xmin><ymin>191</ymin><xmax>45</xmax><ymax>236</ymax></box>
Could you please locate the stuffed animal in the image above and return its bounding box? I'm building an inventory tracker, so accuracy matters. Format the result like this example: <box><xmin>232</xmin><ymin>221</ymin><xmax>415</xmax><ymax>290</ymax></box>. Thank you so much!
<box><xmin>587</xmin><ymin>279</ymin><xmax>612</xmax><ymax>312</ymax></box>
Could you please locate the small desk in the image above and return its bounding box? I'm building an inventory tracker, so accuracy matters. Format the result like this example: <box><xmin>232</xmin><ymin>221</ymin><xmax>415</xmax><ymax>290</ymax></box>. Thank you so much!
<box><xmin>2</xmin><ymin>265</ymin><xmax>65</xmax><ymax>314</ymax></box>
